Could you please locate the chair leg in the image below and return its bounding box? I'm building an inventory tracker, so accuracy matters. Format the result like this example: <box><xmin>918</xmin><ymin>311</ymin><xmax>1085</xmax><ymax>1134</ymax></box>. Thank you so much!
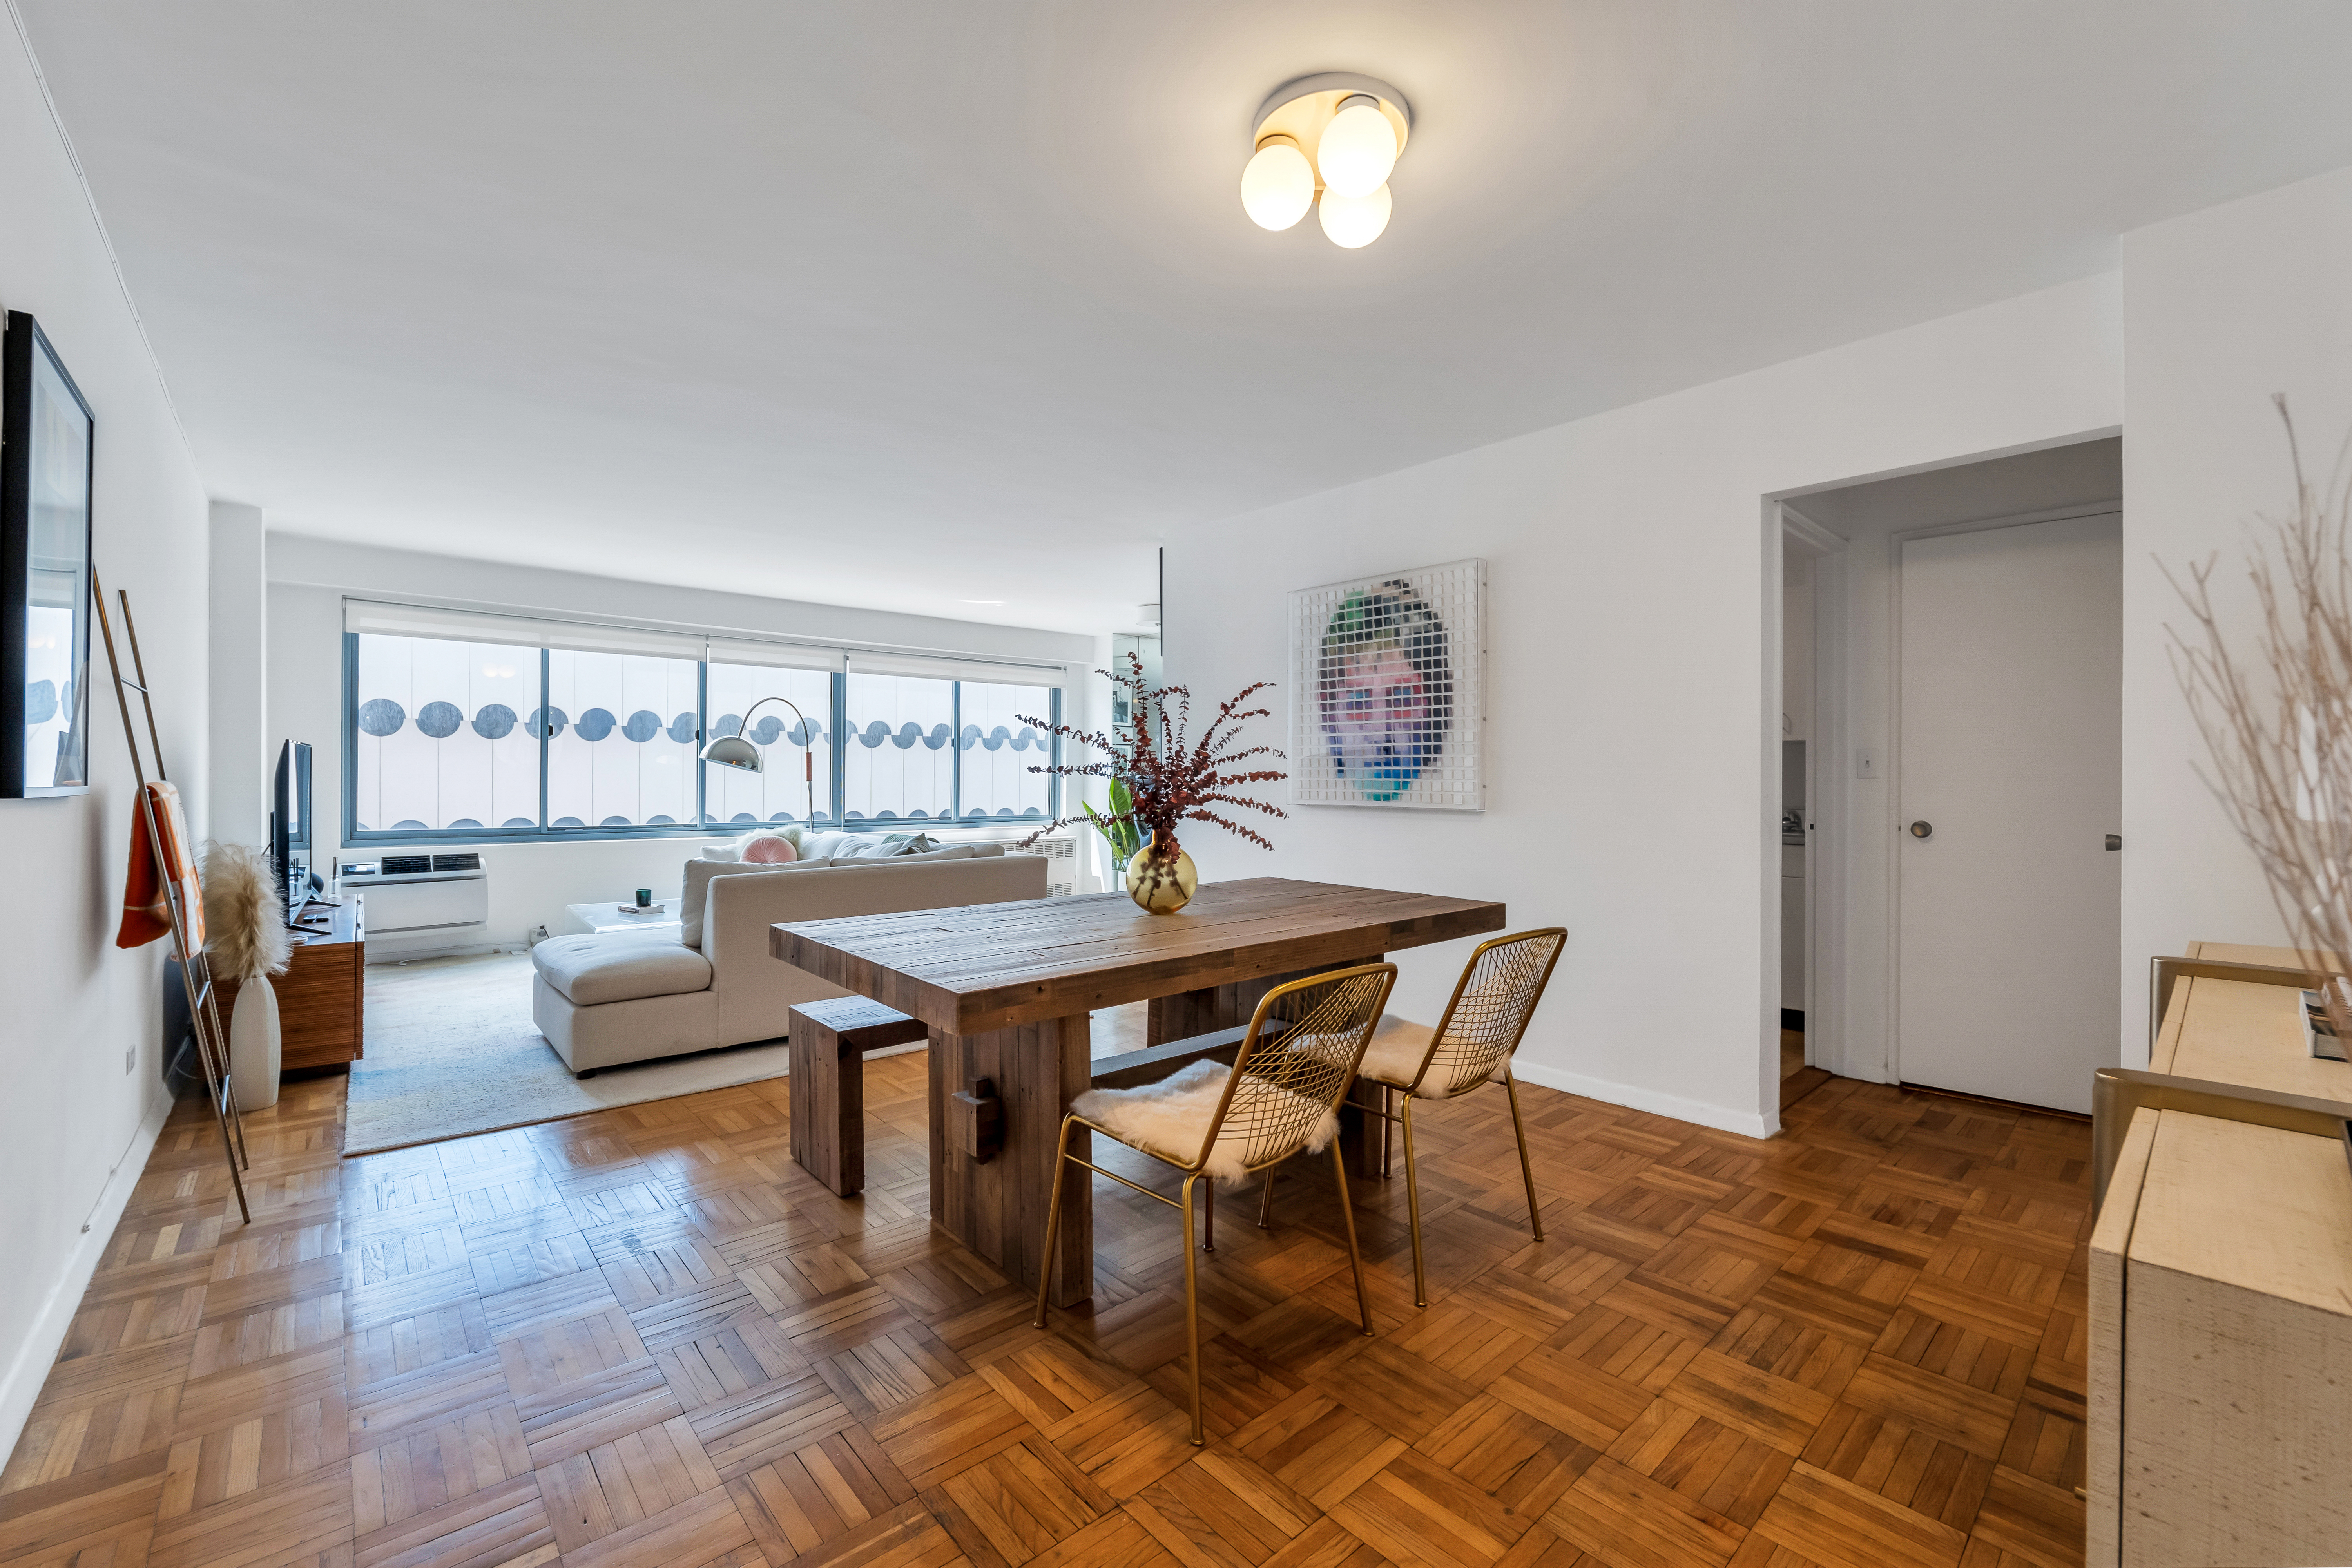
<box><xmin>1257</xmin><ymin>1162</ymin><xmax>1276</xmax><ymax>1229</ymax></box>
<box><xmin>1180</xmin><ymin>1173</ymin><xmax>1205</xmax><ymax>1445</ymax></box>
<box><xmin>1202</xmin><ymin>1177</ymin><xmax>1215</xmax><ymax>1253</ymax></box>
<box><xmin>1328</xmin><ymin>1140</ymin><xmax>1374</xmax><ymax>1336</ymax></box>
<box><xmin>1031</xmin><ymin>1115</ymin><xmax>1077</xmax><ymax>1328</ymax></box>
<box><xmin>1381</xmin><ymin>1086</ymin><xmax>1393</xmax><ymax>1178</ymax></box>
<box><xmin>1504</xmin><ymin>1067</ymin><xmax>1545</xmax><ymax>1242</ymax></box>
<box><xmin>1400</xmin><ymin>1092</ymin><xmax>1428</xmax><ymax>1308</ymax></box>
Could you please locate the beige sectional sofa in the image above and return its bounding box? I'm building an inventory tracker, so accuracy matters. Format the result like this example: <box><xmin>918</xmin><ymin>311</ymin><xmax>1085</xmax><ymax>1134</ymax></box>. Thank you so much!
<box><xmin>530</xmin><ymin>843</ymin><xmax>1046</xmax><ymax>1075</ymax></box>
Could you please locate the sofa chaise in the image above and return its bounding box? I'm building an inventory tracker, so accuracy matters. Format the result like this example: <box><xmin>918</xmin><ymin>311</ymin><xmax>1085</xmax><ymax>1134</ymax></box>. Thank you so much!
<box><xmin>530</xmin><ymin>840</ymin><xmax>1046</xmax><ymax>1074</ymax></box>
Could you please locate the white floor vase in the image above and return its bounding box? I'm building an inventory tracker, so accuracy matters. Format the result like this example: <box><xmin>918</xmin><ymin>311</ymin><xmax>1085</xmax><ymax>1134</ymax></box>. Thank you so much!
<box><xmin>229</xmin><ymin>973</ymin><xmax>282</xmax><ymax>1111</ymax></box>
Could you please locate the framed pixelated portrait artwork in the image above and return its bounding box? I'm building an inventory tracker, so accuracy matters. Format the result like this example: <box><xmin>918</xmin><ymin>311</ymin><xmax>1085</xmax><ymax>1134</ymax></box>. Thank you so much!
<box><xmin>1287</xmin><ymin>559</ymin><xmax>1483</xmax><ymax>810</ymax></box>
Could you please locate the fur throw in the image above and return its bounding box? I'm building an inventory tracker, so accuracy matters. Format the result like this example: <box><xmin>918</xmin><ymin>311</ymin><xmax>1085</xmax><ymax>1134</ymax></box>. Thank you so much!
<box><xmin>201</xmin><ymin>841</ymin><xmax>291</xmax><ymax>982</ymax></box>
<box><xmin>1071</xmin><ymin>1059</ymin><xmax>1341</xmax><ymax>1184</ymax></box>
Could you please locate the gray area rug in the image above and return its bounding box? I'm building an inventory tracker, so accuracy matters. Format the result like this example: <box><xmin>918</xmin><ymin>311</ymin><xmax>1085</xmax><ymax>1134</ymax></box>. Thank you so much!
<box><xmin>344</xmin><ymin>951</ymin><xmax>795</xmax><ymax>1154</ymax></box>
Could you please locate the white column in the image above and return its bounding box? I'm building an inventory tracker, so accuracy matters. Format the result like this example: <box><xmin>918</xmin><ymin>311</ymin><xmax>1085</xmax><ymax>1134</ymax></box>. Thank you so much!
<box><xmin>207</xmin><ymin>501</ymin><xmax>268</xmax><ymax>845</ymax></box>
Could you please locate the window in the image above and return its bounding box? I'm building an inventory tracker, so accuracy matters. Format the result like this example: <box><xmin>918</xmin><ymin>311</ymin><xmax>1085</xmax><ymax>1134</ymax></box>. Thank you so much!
<box><xmin>545</xmin><ymin>649</ymin><xmax>701</xmax><ymax>828</ymax></box>
<box><xmin>957</xmin><ymin>681</ymin><xmax>1055</xmax><ymax>823</ymax></box>
<box><xmin>843</xmin><ymin>672</ymin><xmax>955</xmax><ymax>824</ymax></box>
<box><xmin>343</xmin><ymin>614</ymin><xmax>1064</xmax><ymax>844</ymax></box>
<box><xmin>352</xmin><ymin>634</ymin><xmax>537</xmax><ymax>832</ymax></box>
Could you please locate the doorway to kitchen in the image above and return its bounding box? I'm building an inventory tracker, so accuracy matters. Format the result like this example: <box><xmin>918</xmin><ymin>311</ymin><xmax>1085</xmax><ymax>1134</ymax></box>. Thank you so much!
<box><xmin>1775</xmin><ymin>436</ymin><xmax>2124</xmax><ymax>1114</ymax></box>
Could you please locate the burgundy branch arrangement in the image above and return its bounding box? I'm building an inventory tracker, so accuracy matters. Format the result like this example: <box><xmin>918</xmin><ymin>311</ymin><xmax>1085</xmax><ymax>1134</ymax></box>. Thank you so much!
<box><xmin>1019</xmin><ymin>654</ymin><xmax>1287</xmax><ymax>912</ymax></box>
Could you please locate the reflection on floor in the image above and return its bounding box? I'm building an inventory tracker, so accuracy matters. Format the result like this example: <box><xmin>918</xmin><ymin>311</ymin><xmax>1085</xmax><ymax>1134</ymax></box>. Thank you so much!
<box><xmin>1782</xmin><ymin>1027</ymin><xmax>1833</xmax><ymax>1111</ymax></box>
<box><xmin>0</xmin><ymin>1025</ymin><xmax>2087</xmax><ymax>1568</ymax></box>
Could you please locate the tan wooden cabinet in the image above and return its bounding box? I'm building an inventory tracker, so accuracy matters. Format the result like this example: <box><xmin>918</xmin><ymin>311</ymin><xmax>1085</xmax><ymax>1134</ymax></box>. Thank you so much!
<box><xmin>2090</xmin><ymin>942</ymin><xmax>2352</xmax><ymax>1565</ymax></box>
<box><xmin>214</xmin><ymin>898</ymin><xmax>365</xmax><ymax>1072</ymax></box>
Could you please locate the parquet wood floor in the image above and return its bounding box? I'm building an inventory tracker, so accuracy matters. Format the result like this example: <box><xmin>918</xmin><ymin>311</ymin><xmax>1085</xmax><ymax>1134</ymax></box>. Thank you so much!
<box><xmin>1</xmin><ymin>1005</ymin><xmax>2089</xmax><ymax>1568</ymax></box>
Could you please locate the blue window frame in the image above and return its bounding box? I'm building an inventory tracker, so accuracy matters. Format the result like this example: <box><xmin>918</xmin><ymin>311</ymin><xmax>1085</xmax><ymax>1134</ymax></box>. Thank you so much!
<box><xmin>343</xmin><ymin>632</ymin><xmax>1062</xmax><ymax>846</ymax></box>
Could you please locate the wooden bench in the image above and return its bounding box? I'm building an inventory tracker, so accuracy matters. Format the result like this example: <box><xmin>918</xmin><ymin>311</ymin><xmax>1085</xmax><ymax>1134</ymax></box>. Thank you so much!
<box><xmin>787</xmin><ymin>996</ymin><xmax>929</xmax><ymax>1196</ymax></box>
<box><xmin>787</xmin><ymin>993</ymin><xmax>1266</xmax><ymax>1196</ymax></box>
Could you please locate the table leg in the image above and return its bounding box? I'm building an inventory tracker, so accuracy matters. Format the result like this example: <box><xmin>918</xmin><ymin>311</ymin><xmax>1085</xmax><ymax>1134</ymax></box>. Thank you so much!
<box><xmin>929</xmin><ymin>1010</ymin><xmax>1094</xmax><ymax>1307</ymax></box>
<box><xmin>1337</xmin><ymin>1080</ymin><xmax>1386</xmax><ymax>1179</ymax></box>
<box><xmin>788</xmin><ymin>1012</ymin><xmax>861</xmax><ymax>1197</ymax></box>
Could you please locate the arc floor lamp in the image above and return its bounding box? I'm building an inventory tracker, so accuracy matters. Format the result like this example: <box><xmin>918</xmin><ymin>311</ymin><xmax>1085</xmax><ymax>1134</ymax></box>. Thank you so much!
<box><xmin>697</xmin><ymin>695</ymin><xmax>818</xmax><ymax>826</ymax></box>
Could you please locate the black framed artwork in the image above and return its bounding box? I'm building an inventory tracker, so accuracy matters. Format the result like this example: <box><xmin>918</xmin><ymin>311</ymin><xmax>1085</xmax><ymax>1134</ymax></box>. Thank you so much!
<box><xmin>1</xmin><ymin>310</ymin><xmax>94</xmax><ymax>798</ymax></box>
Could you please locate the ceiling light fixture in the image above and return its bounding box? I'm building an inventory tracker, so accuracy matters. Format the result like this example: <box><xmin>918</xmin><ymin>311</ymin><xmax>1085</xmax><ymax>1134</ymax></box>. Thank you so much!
<box><xmin>1240</xmin><ymin>74</ymin><xmax>1411</xmax><ymax>248</ymax></box>
<box><xmin>1240</xmin><ymin>135</ymin><xmax>1315</xmax><ymax>230</ymax></box>
<box><xmin>1318</xmin><ymin>183</ymin><xmax>1392</xmax><ymax>249</ymax></box>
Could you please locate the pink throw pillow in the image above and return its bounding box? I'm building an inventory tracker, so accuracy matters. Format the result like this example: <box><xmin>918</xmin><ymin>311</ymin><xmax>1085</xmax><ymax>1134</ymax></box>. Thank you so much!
<box><xmin>741</xmin><ymin>833</ymin><xmax>797</xmax><ymax>864</ymax></box>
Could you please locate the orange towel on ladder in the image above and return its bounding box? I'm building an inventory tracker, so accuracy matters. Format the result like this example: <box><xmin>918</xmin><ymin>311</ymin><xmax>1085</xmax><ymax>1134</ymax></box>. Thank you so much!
<box><xmin>116</xmin><ymin>780</ymin><xmax>205</xmax><ymax>950</ymax></box>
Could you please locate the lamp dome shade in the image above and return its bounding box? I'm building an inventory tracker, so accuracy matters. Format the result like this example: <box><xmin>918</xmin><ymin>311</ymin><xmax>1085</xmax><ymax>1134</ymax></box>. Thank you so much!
<box><xmin>1240</xmin><ymin>136</ymin><xmax>1314</xmax><ymax>230</ymax></box>
<box><xmin>699</xmin><ymin>734</ymin><xmax>763</xmax><ymax>771</ymax></box>
<box><xmin>1318</xmin><ymin>182</ymin><xmax>1392</xmax><ymax>248</ymax></box>
<box><xmin>1316</xmin><ymin>96</ymin><xmax>1398</xmax><ymax>199</ymax></box>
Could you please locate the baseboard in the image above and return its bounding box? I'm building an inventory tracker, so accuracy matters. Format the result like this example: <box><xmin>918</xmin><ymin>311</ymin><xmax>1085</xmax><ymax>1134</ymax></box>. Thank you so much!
<box><xmin>0</xmin><ymin>1088</ymin><xmax>172</xmax><ymax>1470</ymax></box>
<box><xmin>366</xmin><ymin>940</ymin><xmax>509</xmax><ymax>966</ymax></box>
<box><xmin>1509</xmin><ymin>1057</ymin><xmax>1778</xmax><ymax>1141</ymax></box>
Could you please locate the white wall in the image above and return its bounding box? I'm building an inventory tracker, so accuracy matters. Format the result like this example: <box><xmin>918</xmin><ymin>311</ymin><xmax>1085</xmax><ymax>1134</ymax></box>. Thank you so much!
<box><xmin>208</xmin><ymin>500</ymin><xmax>266</xmax><ymax>844</ymax></box>
<box><xmin>1783</xmin><ymin>439</ymin><xmax>2122</xmax><ymax>1085</ymax></box>
<box><xmin>2120</xmin><ymin>163</ymin><xmax>2352</xmax><ymax>1055</ymax></box>
<box><xmin>1165</xmin><ymin>274</ymin><xmax>2122</xmax><ymax>1138</ymax></box>
<box><xmin>0</xmin><ymin>14</ymin><xmax>210</xmax><ymax>1462</ymax></box>
<box><xmin>265</xmin><ymin>537</ymin><xmax>1101</xmax><ymax>947</ymax></box>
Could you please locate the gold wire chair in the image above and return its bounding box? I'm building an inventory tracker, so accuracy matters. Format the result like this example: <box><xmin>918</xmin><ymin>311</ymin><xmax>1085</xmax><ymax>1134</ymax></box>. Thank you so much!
<box><xmin>1031</xmin><ymin>961</ymin><xmax>1397</xmax><ymax>1445</ymax></box>
<box><xmin>1261</xmin><ymin>929</ymin><xmax>1566</xmax><ymax>1307</ymax></box>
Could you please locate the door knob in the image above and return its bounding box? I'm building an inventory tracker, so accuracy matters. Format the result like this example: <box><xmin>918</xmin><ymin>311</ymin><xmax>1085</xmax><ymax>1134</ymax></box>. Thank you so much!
<box><xmin>2106</xmin><ymin>833</ymin><xmax>2122</xmax><ymax>851</ymax></box>
<box><xmin>1910</xmin><ymin>820</ymin><xmax>1933</xmax><ymax>839</ymax></box>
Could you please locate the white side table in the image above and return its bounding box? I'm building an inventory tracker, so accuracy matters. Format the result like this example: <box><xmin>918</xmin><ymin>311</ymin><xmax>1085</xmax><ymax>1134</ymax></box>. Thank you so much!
<box><xmin>565</xmin><ymin>900</ymin><xmax>682</xmax><ymax>936</ymax></box>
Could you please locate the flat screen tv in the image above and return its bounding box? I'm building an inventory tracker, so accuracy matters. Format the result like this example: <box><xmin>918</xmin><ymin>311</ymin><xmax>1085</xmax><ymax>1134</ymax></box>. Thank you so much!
<box><xmin>272</xmin><ymin>740</ymin><xmax>312</xmax><ymax>917</ymax></box>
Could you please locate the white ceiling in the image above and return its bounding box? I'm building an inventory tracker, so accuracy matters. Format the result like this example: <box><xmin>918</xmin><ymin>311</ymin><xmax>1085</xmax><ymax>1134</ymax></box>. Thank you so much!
<box><xmin>17</xmin><ymin>3</ymin><xmax>2352</xmax><ymax>635</ymax></box>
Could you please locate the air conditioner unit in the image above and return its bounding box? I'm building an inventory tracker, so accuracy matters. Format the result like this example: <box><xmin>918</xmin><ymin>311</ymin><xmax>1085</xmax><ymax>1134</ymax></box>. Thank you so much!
<box><xmin>337</xmin><ymin>860</ymin><xmax>491</xmax><ymax>959</ymax></box>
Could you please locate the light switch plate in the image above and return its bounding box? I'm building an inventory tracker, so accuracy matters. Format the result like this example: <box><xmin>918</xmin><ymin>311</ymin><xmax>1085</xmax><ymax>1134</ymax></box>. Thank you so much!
<box><xmin>1855</xmin><ymin>748</ymin><xmax>1879</xmax><ymax>779</ymax></box>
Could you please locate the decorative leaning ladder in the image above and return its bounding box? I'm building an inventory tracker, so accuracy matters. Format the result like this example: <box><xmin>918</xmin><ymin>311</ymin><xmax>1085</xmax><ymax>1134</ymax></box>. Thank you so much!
<box><xmin>93</xmin><ymin>568</ymin><xmax>252</xmax><ymax>1224</ymax></box>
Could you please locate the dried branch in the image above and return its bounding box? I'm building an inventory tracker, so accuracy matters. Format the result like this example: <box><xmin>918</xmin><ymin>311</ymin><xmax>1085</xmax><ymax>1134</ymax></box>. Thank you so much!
<box><xmin>1015</xmin><ymin>652</ymin><xmax>1287</xmax><ymax>856</ymax></box>
<box><xmin>2166</xmin><ymin>397</ymin><xmax>2352</xmax><ymax>1025</ymax></box>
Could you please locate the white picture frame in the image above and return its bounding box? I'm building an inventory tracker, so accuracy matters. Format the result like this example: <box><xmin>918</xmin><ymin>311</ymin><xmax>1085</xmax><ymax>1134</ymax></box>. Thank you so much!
<box><xmin>1287</xmin><ymin>559</ymin><xmax>1484</xmax><ymax>811</ymax></box>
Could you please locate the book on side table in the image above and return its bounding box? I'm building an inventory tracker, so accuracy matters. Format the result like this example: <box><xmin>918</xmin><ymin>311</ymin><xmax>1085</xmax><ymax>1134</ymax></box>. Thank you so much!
<box><xmin>566</xmin><ymin>900</ymin><xmax>680</xmax><ymax>936</ymax></box>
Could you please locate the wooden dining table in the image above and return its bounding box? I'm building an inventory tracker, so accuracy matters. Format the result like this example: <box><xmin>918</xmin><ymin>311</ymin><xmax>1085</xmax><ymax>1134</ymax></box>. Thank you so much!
<box><xmin>771</xmin><ymin>876</ymin><xmax>1505</xmax><ymax>1305</ymax></box>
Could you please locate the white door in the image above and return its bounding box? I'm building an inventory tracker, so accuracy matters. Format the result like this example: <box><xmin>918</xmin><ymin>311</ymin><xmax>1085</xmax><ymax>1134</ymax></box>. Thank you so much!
<box><xmin>1897</xmin><ymin>513</ymin><xmax>2121</xmax><ymax>1113</ymax></box>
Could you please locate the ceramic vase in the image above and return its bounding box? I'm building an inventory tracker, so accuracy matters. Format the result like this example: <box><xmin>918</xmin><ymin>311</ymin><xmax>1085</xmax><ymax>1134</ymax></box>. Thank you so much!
<box><xmin>1125</xmin><ymin>839</ymin><xmax>1198</xmax><ymax>914</ymax></box>
<box><xmin>229</xmin><ymin>972</ymin><xmax>282</xmax><ymax>1112</ymax></box>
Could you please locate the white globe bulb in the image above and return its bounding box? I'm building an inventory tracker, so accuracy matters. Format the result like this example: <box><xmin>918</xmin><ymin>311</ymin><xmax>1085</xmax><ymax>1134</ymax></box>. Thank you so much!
<box><xmin>1318</xmin><ymin>182</ymin><xmax>1392</xmax><ymax>248</ymax></box>
<box><xmin>1317</xmin><ymin>98</ymin><xmax>1397</xmax><ymax>199</ymax></box>
<box><xmin>1239</xmin><ymin>138</ymin><xmax>1314</xmax><ymax>231</ymax></box>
